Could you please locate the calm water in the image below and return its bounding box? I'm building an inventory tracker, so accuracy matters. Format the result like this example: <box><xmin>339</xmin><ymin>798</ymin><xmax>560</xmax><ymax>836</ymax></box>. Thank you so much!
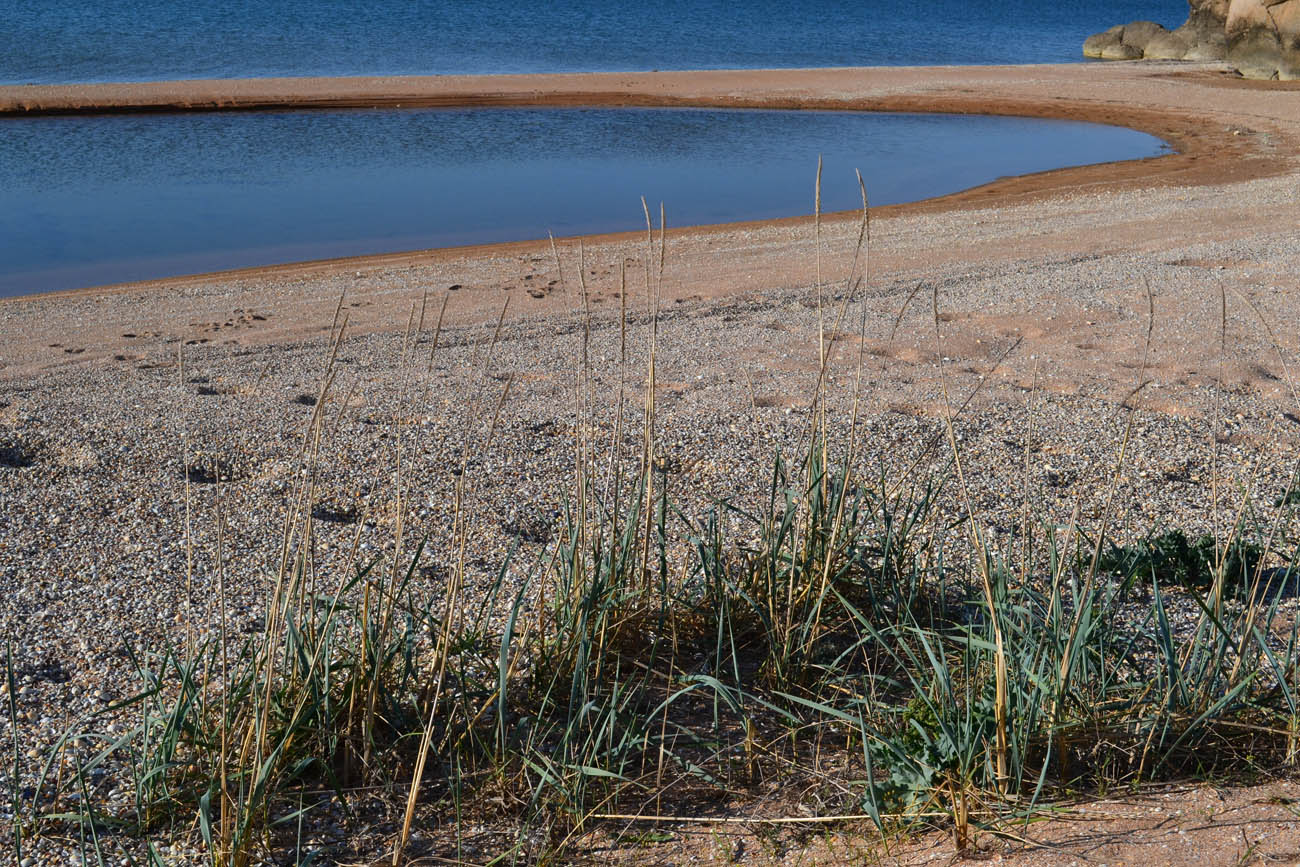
<box><xmin>3</xmin><ymin>1</ymin><xmax>1183</xmax><ymax>294</ymax></box>
<box><xmin>5</xmin><ymin>0</ymin><xmax>1186</xmax><ymax>84</ymax></box>
<box><xmin>1</xmin><ymin>108</ymin><xmax>1165</xmax><ymax>296</ymax></box>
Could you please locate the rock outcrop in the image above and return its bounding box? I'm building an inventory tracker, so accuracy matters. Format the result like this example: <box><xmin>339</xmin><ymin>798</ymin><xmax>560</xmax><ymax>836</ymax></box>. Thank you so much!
<box><xmin>1083</xmin><ymin>1</ymin><xmax>1299</xmax><ymax>79</ymax></box>
<box><xmin>1083</xmin><ymin>25</ymin><xmax>1145</xmax><ymax>59</ymax></box>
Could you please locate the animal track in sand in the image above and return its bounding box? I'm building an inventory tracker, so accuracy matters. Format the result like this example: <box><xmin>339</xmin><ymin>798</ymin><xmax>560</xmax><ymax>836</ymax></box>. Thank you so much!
<box><xmin>189</xmin><ymin>310</ymin><xmax>271</xmax><ymax>336</ymax></box>
<box><xmin>1168</xmin><ymin>257</ymin><xmax>1239</xmax><ymax>270</ymax></box>
<box><xmin>45</xmin><ymin>342</ymin><xmax>85</xmax><ymax>354</ymax></box>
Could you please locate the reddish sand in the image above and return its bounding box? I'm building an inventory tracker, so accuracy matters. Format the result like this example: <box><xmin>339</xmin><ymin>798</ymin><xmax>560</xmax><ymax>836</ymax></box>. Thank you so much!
<box><xmin>3</xmin><ymin>62</ymin><xmax>1298</xmax><ymax>362</ymax></box>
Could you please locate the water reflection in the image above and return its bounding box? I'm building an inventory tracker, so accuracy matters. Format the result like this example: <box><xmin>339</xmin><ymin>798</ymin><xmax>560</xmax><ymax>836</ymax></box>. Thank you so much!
<box><xmin>0</xmin><ymin>108</ymin><xmax>1166</xmax><ymax>295</ymax></box>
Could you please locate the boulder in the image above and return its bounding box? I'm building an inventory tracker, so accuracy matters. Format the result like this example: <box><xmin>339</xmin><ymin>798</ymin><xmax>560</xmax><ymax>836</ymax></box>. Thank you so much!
<box><xmin>1179</xmin><ymin>3</ymin><xmax>1232</xmax><ymax>56</ymax></box>
<box><xmin>1193</xmin><ymin>0</ymin><xmax>1300</xmax><ymax>77</ymax></box>
<box><xmin>1121</xmin><ymin>20</ymin><xmax>1172</xmax><ymax>50</ymax></box>
<box><xmin>1083</xmin><ymin>24</ymin><xmax>1147</xmax><ymax>59</ymax></box>
<box><xmin>1193</xmin><ymin>0</ymin><xmax>1232</xmax><ymax>20</ymax></box>
<box><xmin>1103</xmin><ymin>40</ymin><xmax>1145</xmax><ymax>60</ymax></box>
<box><xmin>1227</xmin><ymin>27</ymin><xmax>1287</xmax><ymax>75</ymax></box>
<box><xmin>1083</xmin><ymin>25</ymin><xmax>1126</xmax><ymax>58</ymax></box>
<box><xmin>1084</xmin><ymin>1</ymin><xmax>1300</xmax><ymax>78</ymax></box>
<box><xmin>1224</xmin><ymin>0</ymin><xmax>1300</xmax><ymax>77</ymax></box>
<box><xmin>1178</xmin><ymin>21</ymin><xmax>1229</xmax><ymax>59</ymax></box>
<box><xmin>1225</xmin><ymin>0</ymin><xmax>1300</xmax><ymax>40</ymax></box>
<box><xmin>1144</xmin><ymin>29</ymin><xmax>1193</xmax><ymax>58</ymax></box>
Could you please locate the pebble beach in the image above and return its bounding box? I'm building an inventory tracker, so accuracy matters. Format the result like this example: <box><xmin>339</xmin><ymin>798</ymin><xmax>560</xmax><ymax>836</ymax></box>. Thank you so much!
<box><xmin>4</xmin><ymin>61</ymin><xmax>1300</xmax><ymax>863</ymax></box>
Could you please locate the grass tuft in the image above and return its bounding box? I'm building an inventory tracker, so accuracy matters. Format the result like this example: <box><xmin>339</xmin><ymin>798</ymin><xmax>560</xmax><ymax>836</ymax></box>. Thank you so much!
<box><xmin>15</xmin><ymin>185</ymin><xmax>1300</xmax><ymax>864</ymax></box>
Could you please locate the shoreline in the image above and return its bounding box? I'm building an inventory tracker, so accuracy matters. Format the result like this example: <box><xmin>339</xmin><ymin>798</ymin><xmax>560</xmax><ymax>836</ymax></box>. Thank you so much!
<box><xmin>2</xmin><ymin>61</ymin><xmax>1298</xmax><ymax>368</ymax></box>
<box><xmin>5</xmin><ymin>62</ymin><xmax>1297</xmax><ymax>117</ymax></box>
<box><xmin>1</xmin><ymin>63</ymin><xmax>1292</xmax><ymax>305</ymax></box>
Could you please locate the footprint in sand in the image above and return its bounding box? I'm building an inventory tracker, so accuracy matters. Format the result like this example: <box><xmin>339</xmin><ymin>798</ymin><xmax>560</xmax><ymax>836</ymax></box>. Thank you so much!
<box><xmin>190</xmin><ymin>311</ymin><xmax>271</xmax><ymax>336</ymax></box>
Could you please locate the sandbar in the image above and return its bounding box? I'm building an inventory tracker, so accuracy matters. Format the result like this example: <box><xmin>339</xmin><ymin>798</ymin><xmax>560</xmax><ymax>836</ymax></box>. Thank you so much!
<box><xmin>1</xmin><ymin>62</ymin><xmax>1297</xmax><ymax>361</ymax></box>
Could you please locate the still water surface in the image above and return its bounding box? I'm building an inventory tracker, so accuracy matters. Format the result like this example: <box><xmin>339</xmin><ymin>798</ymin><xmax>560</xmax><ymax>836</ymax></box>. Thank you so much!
<box><xmin>0</xmin><ymin>107</ymin><xmax>1167</xmax><ymax>296</ymax></box>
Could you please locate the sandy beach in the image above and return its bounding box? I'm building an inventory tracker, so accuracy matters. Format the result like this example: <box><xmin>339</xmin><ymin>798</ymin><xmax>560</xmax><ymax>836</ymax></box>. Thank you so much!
<box><xmin>5</xmin><ymin>61</ymin><xmax>1300</xmax><ymax>862</ymax></box>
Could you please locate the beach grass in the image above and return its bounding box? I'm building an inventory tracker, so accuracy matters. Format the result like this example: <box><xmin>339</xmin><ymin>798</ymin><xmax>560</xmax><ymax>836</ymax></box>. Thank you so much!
<box><xmin>11</xmin><ymin>188</ymin><xmax>1300</xmax><ymax>866</ymax></box>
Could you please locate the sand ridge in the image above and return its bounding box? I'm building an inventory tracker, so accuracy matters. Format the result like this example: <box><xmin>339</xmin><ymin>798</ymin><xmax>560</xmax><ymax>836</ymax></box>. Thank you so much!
<box><xmin>2</xmin><ymin>61</ymin><xmax>1298</xmax><ymax>363</ymax></box>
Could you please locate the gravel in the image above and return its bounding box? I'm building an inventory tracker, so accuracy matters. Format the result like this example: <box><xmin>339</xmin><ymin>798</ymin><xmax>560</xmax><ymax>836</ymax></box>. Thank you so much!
<box><xmin>4</xmin><ymin>167</ymin><xmax>1300</xmax><ymax>860</ymax></box>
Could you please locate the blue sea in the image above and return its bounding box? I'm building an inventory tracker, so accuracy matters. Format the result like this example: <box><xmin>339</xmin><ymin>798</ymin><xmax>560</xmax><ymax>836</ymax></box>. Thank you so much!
<box><xmin>1</xmin><ymin>1</ymin><xmax>1186</xmax><ymax>295</ymax></box>
<box><xmin>5</xmin><ymin>0</ymin><xmax>1186</xmax><ymax>84</ymax></box>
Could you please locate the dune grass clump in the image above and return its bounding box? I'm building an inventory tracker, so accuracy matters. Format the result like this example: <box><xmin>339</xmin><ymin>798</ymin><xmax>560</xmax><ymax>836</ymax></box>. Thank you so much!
<box><xmin>12</xmin><ymin>186</ymin><xmax>1300</xmax><ymax>865</ymax></box>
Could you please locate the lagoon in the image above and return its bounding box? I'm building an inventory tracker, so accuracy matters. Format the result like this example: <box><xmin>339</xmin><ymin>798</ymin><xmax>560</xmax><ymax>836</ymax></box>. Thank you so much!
<box><xmin>0</xmin><ymin>107</ymin><xmax>1167</xmax><ymax>296</ymax></box>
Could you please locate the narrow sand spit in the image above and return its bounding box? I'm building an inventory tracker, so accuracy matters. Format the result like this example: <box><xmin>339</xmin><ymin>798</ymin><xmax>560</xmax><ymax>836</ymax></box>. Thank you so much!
<box><xmin>3</xmin><ymin>62</ymin><xmax>1300</xmax><ymax>862</ymax></box>
<box><xmin>0</xmin><ymin>63</ymin><xmax>1296</xmax><ymax>364</ymax></box>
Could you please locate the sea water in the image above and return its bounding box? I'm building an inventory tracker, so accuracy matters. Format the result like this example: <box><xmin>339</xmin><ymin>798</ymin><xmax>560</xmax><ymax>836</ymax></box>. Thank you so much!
<box><xmin>5</xmin><ymin>0</ymin><xmax>1186</xmax><ymax>84</ymax></box>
